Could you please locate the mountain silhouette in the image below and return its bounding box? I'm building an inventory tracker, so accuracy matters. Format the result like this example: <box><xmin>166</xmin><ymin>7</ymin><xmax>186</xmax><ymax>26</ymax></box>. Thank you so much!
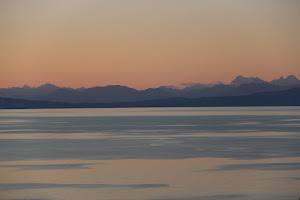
<box><xmin>230</xmin><ymin>76</ymin><xmax>266</xmax><ymax>85</ymax></box>
<box><xmin>1</xmin><ymin>87</ymin><xmax>300</xmax><ymax>109</ymax></box>
<box><xmin>270</xmin><ymin>75</ymin><xmax>300</xmax><ymax>86</ymax></box>
<box><xmin>0</xmin><ymin>75</ymin><xmax>299</xmax><ymax>104</ymax></box>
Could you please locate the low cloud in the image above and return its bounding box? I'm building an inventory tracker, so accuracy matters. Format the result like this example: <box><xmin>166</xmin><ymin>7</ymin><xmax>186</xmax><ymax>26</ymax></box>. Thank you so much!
<box><xmin>180</xmin><ymin>81</ymin><xmax>224</xmax><ymax>88</ymax></box>
<box><xmin>180</xmin><ymin>83</ymin><xmax>205</xmax><ymax>87</ymax></box>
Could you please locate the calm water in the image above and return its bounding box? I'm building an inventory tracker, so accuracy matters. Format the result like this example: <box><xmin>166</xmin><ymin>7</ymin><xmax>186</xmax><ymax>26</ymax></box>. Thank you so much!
<box><xmin>0</xmin><ymin>107</ymin><xmax>299</xmax><ymax>200</ymax></box>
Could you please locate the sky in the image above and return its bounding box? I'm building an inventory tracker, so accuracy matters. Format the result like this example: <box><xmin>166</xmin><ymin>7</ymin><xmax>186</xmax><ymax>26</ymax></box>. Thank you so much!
<box><xmin>0</xmin><ymin>0</ymin><xmax>299</xmax><ymax>89</ymax></box>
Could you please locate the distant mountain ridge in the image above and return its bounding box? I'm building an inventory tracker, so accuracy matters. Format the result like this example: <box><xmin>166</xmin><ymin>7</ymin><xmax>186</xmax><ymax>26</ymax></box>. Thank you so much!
<box><xmin>1</xmin><ymin>87</ymin><xmax>300</xmax><ymax>109</ymax></box>
<box><xmin>270</xmin><ymin>75</ymin><xmax>300</xmax><ymax>86</ymax></box>
<box><xmin>0</xmin><ymin>75</ymin><xmax>299</xmax><ymax>103</ymax></box>
<box><xmin>230</xmin><ymin>76</ymin><xmax>266</xmax><ymax>85</ymax></box>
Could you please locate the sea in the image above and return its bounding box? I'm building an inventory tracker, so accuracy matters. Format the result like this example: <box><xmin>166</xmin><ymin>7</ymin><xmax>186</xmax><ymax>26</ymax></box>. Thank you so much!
<box><xmin>0</xmin><ymin>107</ymin><xmax>299</xmax><ymax>200</ymax></box>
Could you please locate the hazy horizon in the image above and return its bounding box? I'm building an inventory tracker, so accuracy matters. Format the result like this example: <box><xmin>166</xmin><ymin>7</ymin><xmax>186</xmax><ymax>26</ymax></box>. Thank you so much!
<box><xmin>1</xmin><ymin>74</ymin><xmax>299</xmax><ymax>90</ymax></box>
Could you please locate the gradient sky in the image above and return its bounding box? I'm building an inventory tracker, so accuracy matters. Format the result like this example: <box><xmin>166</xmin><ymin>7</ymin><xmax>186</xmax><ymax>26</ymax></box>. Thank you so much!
<box><xmin>1</xmin><ymin>0</ymin><xmax>299</xmax><ymax>89</ymax></box>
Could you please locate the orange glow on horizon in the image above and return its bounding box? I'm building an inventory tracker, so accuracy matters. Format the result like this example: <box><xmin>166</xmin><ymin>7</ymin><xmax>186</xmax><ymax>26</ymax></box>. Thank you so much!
<box><xmin>1</xmin><ymin>0</ymin><xmax>299</xmax><ymax>89</ymax></box>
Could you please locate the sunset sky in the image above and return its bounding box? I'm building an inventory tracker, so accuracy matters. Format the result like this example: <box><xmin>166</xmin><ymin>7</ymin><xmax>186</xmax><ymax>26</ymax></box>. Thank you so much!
<box><xmin>1</xmin><ymin>0</ymin><xmax>299</xmax><ymax>89</ymax></box>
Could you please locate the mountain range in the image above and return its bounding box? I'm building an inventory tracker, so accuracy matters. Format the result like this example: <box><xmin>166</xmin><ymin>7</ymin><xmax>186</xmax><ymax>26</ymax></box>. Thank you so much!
<box><xmin>0</xmin><ymin>75</ymin><xmax>300</xmax><ymax>105</ymax></box>
<box><xmin>1</xmin><ymin>88</ymin><xmax>300</xmax><ymax>109</ymax></box>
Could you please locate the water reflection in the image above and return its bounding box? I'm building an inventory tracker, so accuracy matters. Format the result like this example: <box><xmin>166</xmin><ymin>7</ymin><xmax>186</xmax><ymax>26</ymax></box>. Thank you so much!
<box><xmin>0</xmin><ymin>163</ymin><xmax>100</xmax><ymax>171</ymax></box>
<box><xmin>0</xmin><ymin>158</ymin><xmax>299</xmax><ymax>200</ymax></box>
<box><xmin>0</xmin><ymin>107</ymin><xmax>299</xmax><ymax>200</ymax></box>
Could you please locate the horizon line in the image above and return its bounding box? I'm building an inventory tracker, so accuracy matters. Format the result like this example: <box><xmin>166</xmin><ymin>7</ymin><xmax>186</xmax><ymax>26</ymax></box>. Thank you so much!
<box><xmin>1</xmin><ymin>74</ymin><xmax>298</xmax><ymax>90</ymax></box>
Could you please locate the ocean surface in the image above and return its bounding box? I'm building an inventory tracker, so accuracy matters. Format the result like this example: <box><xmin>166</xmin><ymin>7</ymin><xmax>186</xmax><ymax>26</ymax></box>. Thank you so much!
<box><xmin>0</xmin><ymin>107</ymin><xmax>299</xmax><ymax>200</ymax></box>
